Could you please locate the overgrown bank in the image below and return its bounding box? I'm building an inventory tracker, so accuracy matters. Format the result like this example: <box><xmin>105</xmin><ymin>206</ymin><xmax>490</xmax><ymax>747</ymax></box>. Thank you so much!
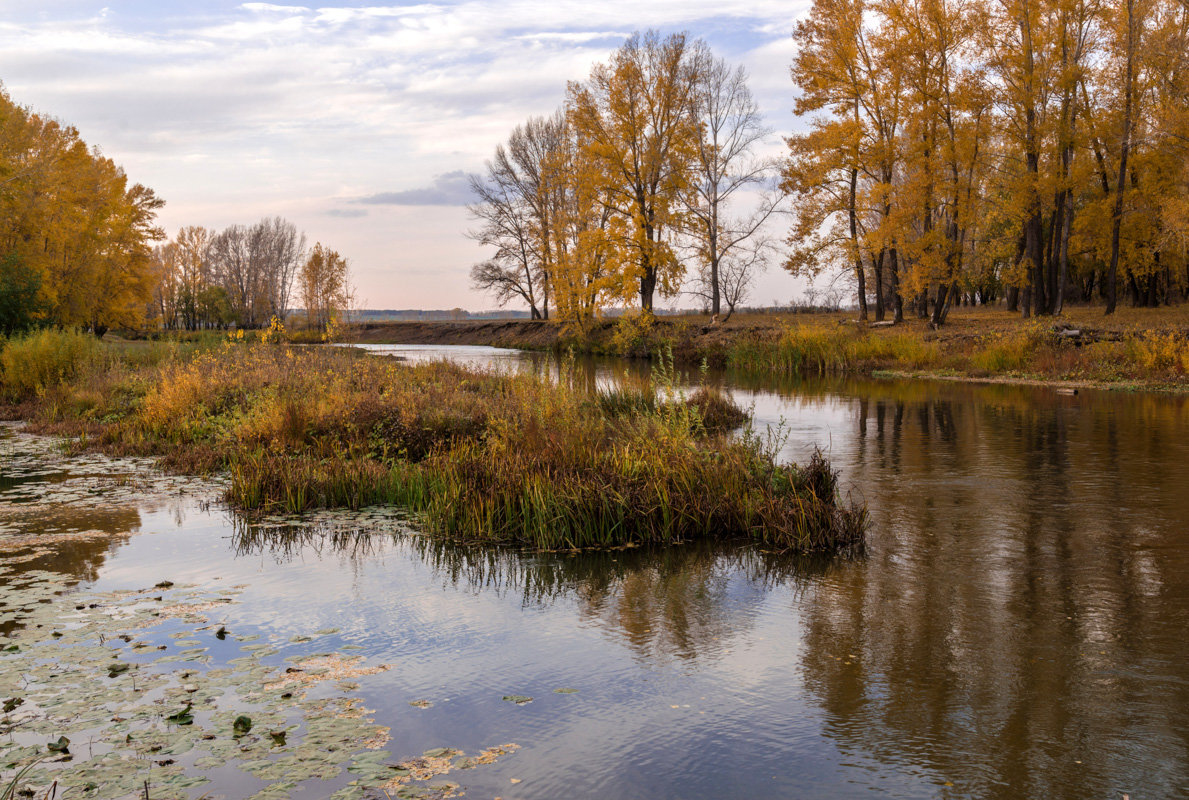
<box><xmin>0</xmin><ymin>330</ymin><xmax>865</xmax><ymax>552</ymax></box>
<box><xmin>345</xmin><ymin>307</ymin><xmax>1189</xmax><ymax>390</ymax></box>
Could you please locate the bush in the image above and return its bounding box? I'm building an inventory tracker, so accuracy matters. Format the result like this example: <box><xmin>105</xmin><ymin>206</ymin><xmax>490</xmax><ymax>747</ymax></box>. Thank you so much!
<box><xmin>0</xmin><ymin>329</ymin><xmax>99</xmax><ymax>402</ymax></box>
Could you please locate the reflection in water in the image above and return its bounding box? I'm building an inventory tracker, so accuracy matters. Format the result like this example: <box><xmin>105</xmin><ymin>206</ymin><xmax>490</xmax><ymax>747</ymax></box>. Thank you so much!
<box><xmin>799</xmin><ymin>381</ymin><xmax>1189</xmax><ymax>800</ymax></box>
<box><xmin>230</xmin><ymin>515</ymin><xmax>843</xmax><ymax>664</ymax></box>
<box><xmin>2</xmin><ymin>360</ymin><xmax>1187</xmax><ymax>799</ymax></box>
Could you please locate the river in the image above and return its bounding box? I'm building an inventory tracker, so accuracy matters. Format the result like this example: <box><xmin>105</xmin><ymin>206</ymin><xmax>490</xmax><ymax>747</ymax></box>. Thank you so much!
<box><xmin>1</xmin><ymin>344</ymin><xmax>1186</xmax><ymax>799</ymax></box>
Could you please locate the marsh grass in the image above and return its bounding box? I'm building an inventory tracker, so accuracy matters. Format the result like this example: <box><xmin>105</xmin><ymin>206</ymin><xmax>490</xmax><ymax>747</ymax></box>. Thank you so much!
<box><xmin>0</xmin><ymin>328</ymin><xmax>100</xmax><ymax>402</ymax></box>
<box><xmin>726</xmin><ymin>326</ymin><xmax>941</xmax><ymax>376</ymax></box>
<box><xmin>720</xmin><ymin>319</ymin><xmax>1187</xmax><ymax>386</ymax></box>
<box><xmin>4</xmin><ymin>340</ymin><xmax>866</xmax><ymax>552</ymax></box>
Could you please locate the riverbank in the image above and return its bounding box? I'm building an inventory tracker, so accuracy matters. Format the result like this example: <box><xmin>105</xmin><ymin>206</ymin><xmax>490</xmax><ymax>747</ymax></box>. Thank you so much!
<box><xmin>343</xmin><ymin>306</ymin><xmax>1189</xmax><ymax>391</ymax></box>
<box><xmin>0</xmin><ymin>331</ymin><xmax>864</xmax><ymax>552</ymax></box>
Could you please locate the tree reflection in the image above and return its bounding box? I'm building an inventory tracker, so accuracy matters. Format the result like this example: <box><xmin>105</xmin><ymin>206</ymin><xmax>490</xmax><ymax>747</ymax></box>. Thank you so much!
<box><xmin>798</xmin><ymin>382</ymin><xmax>1189</xmax><ymax>800</ymax></box>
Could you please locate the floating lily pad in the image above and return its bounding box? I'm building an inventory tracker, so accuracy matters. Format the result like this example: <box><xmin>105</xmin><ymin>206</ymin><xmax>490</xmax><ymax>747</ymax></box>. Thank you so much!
<box><xmin>166</xmin><ymin>703</ymin><xmax>194</xmax><ymax>725</ymax></box>
<box><xmin>502</xmin><ymin>695</ymin><xmax>533</xmax><ymax>706</ymax></box>
<box><xmin>553</xmin><ymin>688</ymin><xmax>579</xmax><ymax>694</ymax></box>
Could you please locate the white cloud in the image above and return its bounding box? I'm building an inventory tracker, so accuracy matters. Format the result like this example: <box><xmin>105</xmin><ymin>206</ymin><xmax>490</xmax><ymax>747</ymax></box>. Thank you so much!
<box><xmin>0</xmin><ymin>1</ymin><xmax>808</xmax><ymax>309</ymax></box>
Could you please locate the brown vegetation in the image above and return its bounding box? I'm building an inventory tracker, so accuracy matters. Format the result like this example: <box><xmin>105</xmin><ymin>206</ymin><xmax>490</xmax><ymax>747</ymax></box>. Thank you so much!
<box><xmin>0</xmin><ymin>332</ymin><xmax>866</xmax><ymax>552</ymax></box>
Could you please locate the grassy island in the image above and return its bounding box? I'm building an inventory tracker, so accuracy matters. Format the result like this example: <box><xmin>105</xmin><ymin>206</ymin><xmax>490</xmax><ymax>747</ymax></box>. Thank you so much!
<box><xmin>0</xmin><ymin>330</ymin><xmax>866</xmax><ymax>552</ymax></box>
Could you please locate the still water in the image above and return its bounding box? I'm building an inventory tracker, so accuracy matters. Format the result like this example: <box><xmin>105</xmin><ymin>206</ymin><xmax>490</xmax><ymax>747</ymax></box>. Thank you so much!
<box><xmin>2</xmin><ymin>346</ymin><xmax>1187</xmax><ymax>799</ymax></box>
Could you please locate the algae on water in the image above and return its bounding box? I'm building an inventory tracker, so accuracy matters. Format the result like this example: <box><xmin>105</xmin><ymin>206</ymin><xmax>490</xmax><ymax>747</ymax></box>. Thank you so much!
<box><xmin>0</xmin><ymin>424</ymin><xmax>519</xmax><ymax>799</ymax></box>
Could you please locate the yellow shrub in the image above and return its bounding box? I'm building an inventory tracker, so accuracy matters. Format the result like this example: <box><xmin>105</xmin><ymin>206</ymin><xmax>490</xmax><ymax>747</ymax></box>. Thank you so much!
<box><xmin>1128</xmin><ymin>332</ymin><xmax>1184</xmax><ymax>374</ymax></box>
<box><xmin>0</xmin><ymin>329</ymin><xmax>99</xmax><ymax>402</ymax></box>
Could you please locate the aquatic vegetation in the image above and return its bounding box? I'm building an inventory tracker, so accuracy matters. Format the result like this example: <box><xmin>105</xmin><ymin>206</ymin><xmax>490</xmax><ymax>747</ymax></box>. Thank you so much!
<box><xmin>0</xmin><ymin>545</ymin><xmax>520</xmax><ymax>800</ymax></box>
<box><xmin>6</xmin><ymin>343</ymin><xmax>866</xmax><ymax>552</ymax></box>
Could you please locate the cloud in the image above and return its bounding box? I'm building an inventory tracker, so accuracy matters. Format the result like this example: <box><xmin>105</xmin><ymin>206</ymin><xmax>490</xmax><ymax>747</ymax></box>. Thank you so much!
<box><xmin>356</xmin><ymin>171</ymin><xmax>474</xmax><ymax>206</ymax></box>
<box><xmin>0</xmin><ymin>1</ymin><xmax>809</xmax><ymax>308</ymax></box>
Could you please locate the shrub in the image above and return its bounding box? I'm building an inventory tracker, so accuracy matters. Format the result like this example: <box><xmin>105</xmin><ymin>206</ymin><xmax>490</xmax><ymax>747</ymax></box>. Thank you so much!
<box><xmin>0</xmin><ymin>329</ymin><xmax>99</xmax><ymax>402</ymax></box>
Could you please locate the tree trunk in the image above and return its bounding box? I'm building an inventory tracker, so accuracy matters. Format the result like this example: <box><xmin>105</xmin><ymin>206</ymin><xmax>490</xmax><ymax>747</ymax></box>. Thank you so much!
<box><xmin>873</xmin><ymin>248</ymin><xmax>886</xmax><ymax>322</ymax></box>
<box><xmin>889</xmin><ymin>246</ymin><xmax>904</xmax><ymax>323</ymax></box>
<box><xmin>849</xmin><ymin>168</ymin><xmax>868</xmax><ymax>322</ymax></box>
<box><xmin>1106</xmin><ymin>0</ymin><xmax>1135</xmax><ymax>316</ymax></box>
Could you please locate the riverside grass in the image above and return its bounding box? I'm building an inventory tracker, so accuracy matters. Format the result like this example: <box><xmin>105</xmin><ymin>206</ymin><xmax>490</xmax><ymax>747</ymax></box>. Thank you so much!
<box><xmin>719</xmin><ymin>319</ymin><xmax>1189</xmax><ymax>386</ymax></box>
<box><xmin>0</xmin><ymin>332</ymin><xmax>866</xmax><ymax>552</ymax></box>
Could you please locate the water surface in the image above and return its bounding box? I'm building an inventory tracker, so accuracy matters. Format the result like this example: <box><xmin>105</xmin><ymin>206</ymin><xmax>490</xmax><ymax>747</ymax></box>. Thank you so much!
<box><xmin>2</xmin><ymin>347</ymin><xmax>1186</xmax><ymax>799</ymax></box>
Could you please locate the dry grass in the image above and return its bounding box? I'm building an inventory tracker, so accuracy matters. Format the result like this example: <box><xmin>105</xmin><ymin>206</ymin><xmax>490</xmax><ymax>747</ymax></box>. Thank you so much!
<box><xmin>2</xmin><ymin>340</ymin><xmax>866</xmax><ymax>552</ymax></box>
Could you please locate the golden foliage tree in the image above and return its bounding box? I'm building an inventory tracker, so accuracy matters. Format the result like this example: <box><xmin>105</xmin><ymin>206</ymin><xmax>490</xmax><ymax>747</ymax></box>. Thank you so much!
<box><xmin>0</xmin><ymin>87</ymin><xmax>164</xmax><ymax>334</ymax></box>
<box><xmin>299</xmin><ymin>243</ymin><xmax>353</xmax><ymax>330</ymax></box>
<box><xmin>567</xmin><ymin>31</ymin><xmax>701</xmax><ymax>313</ymax></box>
<box><xmin>787</xmin><ymin>0</ymin><xmax>1189</xmax><ymax>322</ymax></box>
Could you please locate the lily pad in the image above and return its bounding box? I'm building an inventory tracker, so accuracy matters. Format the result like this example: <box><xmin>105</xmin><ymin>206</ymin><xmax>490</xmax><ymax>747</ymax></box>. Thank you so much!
<box><xmin>502</xmin><ymin>695</ymin><xmax>533</xmax><ymax>706</ymax></box>
<box><xmin>166</xmin><ymin>703</ymin><xmax>194</xmax><ymax>725</ymax></box>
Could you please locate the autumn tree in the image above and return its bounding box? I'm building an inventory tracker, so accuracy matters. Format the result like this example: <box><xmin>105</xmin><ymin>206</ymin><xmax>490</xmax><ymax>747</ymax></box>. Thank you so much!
<box><xmin>567</xmin><ymin>31</ymin><xmax>701</xmax><ymax>313</ymax></box>
<box><xmin>299</xmin><ymin>243</ymin><xmax>353</xmax><ymax>330</ymax></box>
<box><xmin>787</xmin><ymin>0</ymin><xmax>1189</xmax><ymax>321</ymax></box>
<box><xmin>785</xmin><ymin>0</ymin><xmax>876</xmax><ymax>321</ymax></box>
<box><xmin>468</xmin><ymin>112</ymin><xmax>569</xmax><ymax>319</ymax></box>
<box><xmin>0</xmin><ymin>87</ymin><xmax>164</xmax><ymax>334</ymax></box>
<box><xmin>207</xmin><ymin>218</ymin><xmax>305</xmax><ymax>328</ymax></box>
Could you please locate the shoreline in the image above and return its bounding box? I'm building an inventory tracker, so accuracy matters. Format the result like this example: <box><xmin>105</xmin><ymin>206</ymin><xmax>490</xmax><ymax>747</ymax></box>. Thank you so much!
<box><xmin>340</xmin><ymin>310</ymin><xmax>1189</xmax><ymax>393</ymax></box>
<box><xmin>871</xmin><ymin>369</ymin><xmax>1189</xmax><ymax>394</ymax></box>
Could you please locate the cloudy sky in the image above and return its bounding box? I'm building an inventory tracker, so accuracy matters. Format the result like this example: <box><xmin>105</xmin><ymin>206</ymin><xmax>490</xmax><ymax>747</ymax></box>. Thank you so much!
<box><xmin>0</xmin><ymin>1</ymin><xmax>812</xmax><ymax>311</ymax></box>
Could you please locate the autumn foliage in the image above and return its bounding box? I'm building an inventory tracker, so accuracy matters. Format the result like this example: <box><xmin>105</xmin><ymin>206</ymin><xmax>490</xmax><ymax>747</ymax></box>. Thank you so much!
<box><xmin>785</xmin><ymin>0</ymin><xmax>1189</xmax><ymax>322</ymax></box>
<box><xmin>0</xmin><ymin>87</ymin><xmax>163</xmax><ymax>335</ymax></box>
<box><xmin>469</xmin><ymin>32</ymin><xmax>780</xmax><ymax>324</ymax></box>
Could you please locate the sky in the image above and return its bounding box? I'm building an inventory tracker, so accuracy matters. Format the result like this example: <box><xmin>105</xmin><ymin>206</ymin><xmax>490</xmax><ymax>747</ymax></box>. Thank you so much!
<box><xmin>0</xmin><ymin>1</ymin><xmax>815</xmax><ymax>311</ymax></box>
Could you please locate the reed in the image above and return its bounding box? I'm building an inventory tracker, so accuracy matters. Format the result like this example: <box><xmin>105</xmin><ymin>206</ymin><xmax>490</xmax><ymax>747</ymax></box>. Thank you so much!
<box><xmin>6</xmin><ymin>340</ymin><xmax>866</xmax><ymax>552</ymax></box>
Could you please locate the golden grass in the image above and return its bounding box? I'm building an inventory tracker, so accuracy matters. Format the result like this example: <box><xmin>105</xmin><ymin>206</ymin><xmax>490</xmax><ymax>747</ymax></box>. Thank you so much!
<box><xmin>3</xmin><ymin>340</ymin><xmax>866</xmax><ymax>552</ymax></box>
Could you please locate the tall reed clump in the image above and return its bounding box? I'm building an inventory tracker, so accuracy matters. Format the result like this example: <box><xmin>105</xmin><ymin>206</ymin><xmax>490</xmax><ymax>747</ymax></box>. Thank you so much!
<box><xmin>0</xmin><ymin>328</ymin><xmax>100</xmax><ymax>403</ymax></box>
<box><xmin>727</xmin><ymin>325</ymin><xmax>937</xmax><ymax>376</ymax></box>
<box><xmin>33</xmin><ymin>341</ymin><xmax>865</xmax><ymax>553</ymax></box>
<box><xmin>417</xmin><ymin>420</ymin><xmax>866</xmax><ymax>551</ymax></box>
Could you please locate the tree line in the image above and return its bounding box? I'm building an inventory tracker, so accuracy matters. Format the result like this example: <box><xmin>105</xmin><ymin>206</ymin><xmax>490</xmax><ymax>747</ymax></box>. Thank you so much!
<box><xmin>468</xmin><ymin>32</ymin><xmax>783</xmax><ymax>325</ymax></box>
<box><xmin>473</xmin><ymin>8</ymin><xmax>1189</xmax><ymax>324</ymax></box>
<box><xmin>149</xmin><ymin>223</ymin><xmax>354</xmax><ymax>332</ymax></box>
<box><xmin>0</xmin><ymin>86</ymin><xmax>354</xmax><ymax>335</ymax></box>
<box><xmin>786</xmin><ymin>0</ymin><xmax>1189</xmax><ymax>323</ymax></box>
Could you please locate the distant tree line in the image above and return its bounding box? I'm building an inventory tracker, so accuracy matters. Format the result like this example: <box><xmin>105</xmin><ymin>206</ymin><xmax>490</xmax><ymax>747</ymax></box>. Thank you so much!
<box><xmin>0</xmin><ymin>84</ymin><xmax>355</xmax><ymax>336</ymax></box>
<box><xmin>786</xmin><ymin>0</ymin><xmax>1189</xmax><ymax>323</ymax></box>
<box><xmin>150</xmin><ymin>224</ymin><xmax>354</xmax><ymax>331</ymax></box>
<box><xmin>468</xmin><ymin>32</ymin><xmax>783</xmax><ymax>325</ymax></box>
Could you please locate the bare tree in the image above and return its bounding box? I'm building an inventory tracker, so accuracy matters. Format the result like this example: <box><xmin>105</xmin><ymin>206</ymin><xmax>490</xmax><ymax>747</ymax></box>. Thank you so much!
<box><xmin>210</xmin><ymin>225</ymin><xmax>256</xmax><ymax>326</ymax></box>
<box><xmin>691</xmin><ymin>235</ymin><xmax>776</xmax><ymax>320</ymax></box>
<box><xmin>252</xmin><ymin>217</ymin><xmax>306</xmax><ymax>321</ymax></box>
<box><xmin>687</xmin><ymin>46</ymin><xmax>784</xmax><ymax>316</ymax></box>
<box><xmin>468</xmin><ymin>113</ymin><xmax>568</xmax><ymax>319</ymax></box>
<box><xmin>208</xmin><ymin>218</ymin><xmax>305</xmax><ymax>327</ymax></box>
